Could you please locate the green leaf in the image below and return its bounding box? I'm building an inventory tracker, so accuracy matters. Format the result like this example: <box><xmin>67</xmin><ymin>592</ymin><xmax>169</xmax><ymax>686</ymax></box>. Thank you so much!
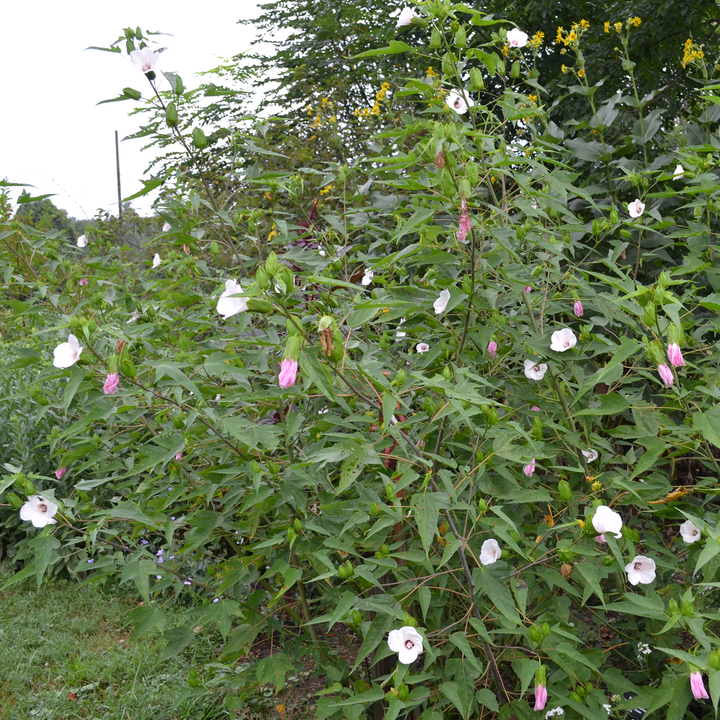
<box><xmin>449</xmin><ymin>632</ymin><xmax>483</xmax><ymax>675</ymax></box>
<box><xmin>473</xmin><ymin>564</ymin><xmax>520</xmax><ymax>625</ymax></box>
<box><xmin>694</xmin><ymin>408</ymin><xmax>720</xmax><ymax>448</ymax></box>
<box><xmin>694</xmin><ymin>538</ymin><xmax>720</xmax><ymax>576</ymax></box>
<box><xmin>179</xmin><ymin>510</ymin><xmax>221</xmax><ymax>554</ymax></box>
<box><xmin>574</xmin><ymin>393</ymin><xmax>629</xmax><ymax>416</ymax></box>
<box><xmin>631</xmin><ymin>437</ymin><xmax>666</xmax><ymax>479</ymax></box>
<box><xmin>128</xmin><ymin>605</ymin><xmax>166</xmax><ymax>640</ymax></box>
<box><xmin>351</xmin><ymin>614</ymin><xmax>393</xmax><ymax>672</ymax></box>
<box><xmin>698</xmin><ymin>293</ymin><xmax>720</xmax><ymax>313</ymax></box>
<box><xmin>63</xmin><ymin>365</ymin><xmax>86</xmax><ymax>410</ymax></box>
<box><xmin>300</xmin><ymin>348</ymin><xmax>335</xmax><ymax>401</ymax></box>
<box><xmin>351</xmin><ymin>41</ymin><xmax>413</xmax><ymax>59</ymax></box>
<box><xmin>256</xmin><ymin>652</ymin><xmax>295</xmax><ymax>692</ymax></box>
<box><xmin>394</xmin><ymin>207</ymin><xmax>435</xmax><ymax>241</ymax></box>
<box><xmin>411</xmin><ymin>492</ymin><xmax>450</xmax><ymax>557</ymax></box>
<box><xmin>159</xmin><ymin>626</ymin><xmax>195</xmax><ymax>661</ymax></box>
<box><xmin>110</xmin><ymin>501</ymin><xmax>162</xmax><ymax>530</ymax></box>
<box><xmin>441</xmin><ymin>682</ymin><xmax>471</xmax><ymax>719</ymax></box>
<box><xmin>709</xmin><ymin>667</ymin><xmax>720</xmax><ymax>717</ymax></box>
<box><xmin>475</xmin><ymin>688</ymin><xmax>499</xmax><ymax>713</ymax></box>
<box><xmin>27</xmin><ymin>535</ymin><xmax>60</xmax><ymax>589</ymax></box>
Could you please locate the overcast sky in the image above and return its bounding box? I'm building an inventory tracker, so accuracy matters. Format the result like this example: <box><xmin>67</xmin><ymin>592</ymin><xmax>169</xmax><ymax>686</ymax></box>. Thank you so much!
<box><xmin>1</xmin><ymin>1</ymin><xmax>263</xmax><ymax>219</ymax></box>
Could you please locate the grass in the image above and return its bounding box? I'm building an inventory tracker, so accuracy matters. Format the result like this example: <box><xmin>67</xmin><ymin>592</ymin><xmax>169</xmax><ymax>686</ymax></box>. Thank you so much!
<box><xmin>0</xmin><ymin>578</ymin><xmax>228</xmax><ymax>720</ymax></box>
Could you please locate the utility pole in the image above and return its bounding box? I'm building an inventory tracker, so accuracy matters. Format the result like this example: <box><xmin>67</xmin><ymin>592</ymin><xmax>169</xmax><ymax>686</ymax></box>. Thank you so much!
<box><xmin>115</xmin><ymin>130</ymin><xmax>123</xmax><ymax>220</ymax></box>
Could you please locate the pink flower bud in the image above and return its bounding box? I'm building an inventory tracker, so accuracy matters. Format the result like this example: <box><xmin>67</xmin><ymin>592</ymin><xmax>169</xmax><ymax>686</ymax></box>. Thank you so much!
<box><xmin>533</xmin><ymin>684</ymin><xmax>548</xmax><ymax>711</ymax></box>
<box><xmin>103</xmin><ymin>372</ymin><xmax>120</xmax><ymax>395</ymax></box>
<box><xmin>657</xmin><ymin>363</ymin><xmax>674</xmax><ymax>387</ymax></box>
<box><xmin>78</xmin><ymin>278</ymin><xmax>88</xmax><ymax>286</ymax></box>
<box><xmin>278</xmin><ymin>358</ymin><xmax>298</xmax><ymax>389</ymax></box>
<box><xmin>55</xmin><ymin>467</ymin><xmax>67</xmax><ymax>480</ymax></box>
<box><xmin>667</xmin><ymin>343</ymin><xmax>685</xmax><ymax>368</ymax></box>
<box><xmin>524</xmin><ymin>286</ymin><xmax>532</xmax><ymax>293</ymax></box>
<box><xmin>595</xmin><ymin>533</ymin><xmax>606</xmax><ymax>544</ymax></box>
<box><xmin>488</xmin><ymin>341</ymin><xmax>497</xmax><ymax>360</ymax></box>
<box><xmin>457</xmin><ymin>200</ymin><xmax>472</xmax><ymax>242</ymax></box>
<box><xmin>523</xmin><ymin>459</ymin><xmax>536</xmax><ymax>477</ymax></box>
<box><xmin>690</xmin><ymin>671</ymin><xmax>709</xmax><ymax>700</ymax></box>
<box><xmin>573</xmin><ymin>300</ymin><xmax>583</xmax><ymax>317</ymax></box>
<box><xmin>175</xmin><ymin>453</ymin><xmax>183</xmax><ymax>462</ymax></box>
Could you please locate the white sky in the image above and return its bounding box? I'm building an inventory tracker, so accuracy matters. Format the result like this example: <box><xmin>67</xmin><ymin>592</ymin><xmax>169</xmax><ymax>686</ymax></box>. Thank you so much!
<box><xmin>1</xmin><ymin>0</ymin><xmax>263</xmax><ymax>219</ymax></box>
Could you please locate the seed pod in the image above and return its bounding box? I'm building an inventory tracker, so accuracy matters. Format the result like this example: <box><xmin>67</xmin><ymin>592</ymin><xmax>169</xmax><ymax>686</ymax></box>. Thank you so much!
<box><xmin>120</xmin><ymin>360</ymin><xmax>137</xmax><ymax>379</ymax></box>
<box><xmin>174</xmin><ymin>75</ymin><xmax>184</xmax><ymax>95</ymax></box>
<box><xmin>469</xmin><ymin>67</ymin><xmax>484</xmax><ymax>90</ymax></box>
<box><xmin>558</xmin><ymin>480</ymin><xmax>572</xmax><ymax>502</ymax></box>
<box><xmin>430</xmin><ymin>29</ymin><xmax>442</xmax><ymax>47</ymax></box>
<box><xmin>455</xmin><ymin>26</ymin><xmax>467</xmax><ymax>48</ymax></box>
<box><xmin>192</xmin><ymin>127</ymin><xmax>207</xmax><ymax>148</ymax></box>
<box><xmin>395</xmin><ymin>369</ymin><xmax>407</xmax><ymax>386</ymax></box>
<box><xmin>529</xmin><ymin>625</ymin><xmax>542</xmax><ymax>643</ymax></box>
<box><xmin>442</xmin><ymin>52</ymin><xmax>455</xmax><ymax>77</ymax></box>
<box><xmin>210</xmin><ymin>241</ymin><xmax>220</xmax><ymax>255</ymax></box>
<box><xmin>7</xmin><ymin>492</ymin><xmax>23</xmax><ymax>510</ymax></box>
<box><xmin>256</xmin><ymin>267</ymin><xmax>269</xmax><ymax>290</ymax></box>
<box><xmin>487</xmin><ymin>408</ymin><xmax>499</xmax><ymax>425</ymax></box>
<box><xmin>246</xmin><ymin>298</ymin><xmax>272</xmax><ymax>313</ymax></box>
<box><xmin>511</xmin><ymin>60</ymin><xmax>520</xmax><ymax>78</ymax></box>
<box><xmin>165</xmin><ymin>102</ymin><xmax>178</xmax><ymax>128</ymax></box>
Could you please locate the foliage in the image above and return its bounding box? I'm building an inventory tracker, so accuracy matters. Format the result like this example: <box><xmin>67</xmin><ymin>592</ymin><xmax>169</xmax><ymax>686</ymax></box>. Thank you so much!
<box><xmin>2</xmin><ymin>5</ymin><xmax>720</xmax><ymax>720</ymax></box>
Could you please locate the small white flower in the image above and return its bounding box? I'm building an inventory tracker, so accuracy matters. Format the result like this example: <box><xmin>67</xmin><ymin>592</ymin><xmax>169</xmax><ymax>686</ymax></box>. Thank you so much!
<box><xmin>603</xmin><ymin>705</ymin><xmax>612</xmax><ymax>714</ymax></box>
<box><xmin>152</xmin><ymin>253</ymin><xmax>161</xmax><ymax>268</ymax></box>
<box><xmin>53</xmin><ymin>334</ymin><xmax>83</xmax><ymax>369</ymax></box>
<box><xmin>216</xmin><ymin>279</ymin><xmax>248</xmax><ymax>319</ymax></box>
<box><xmin>524</xmin><ymin>359</ymin><xmax>547</xmax><ymax>381</ymax></box>
<box><xmin>480</xmin><ymin>538</ymin><xmax>501</xmax><ymax>565</ymax></box>
<box><xmin>446</xmin><ymin>89</ymin><xmax>473</xmax><ymax>115</ymax></box>
<box><xmin>396</xmin><ymin>318</ymin><xmax>407</xmax><ymax>339</ymax></box>
<box><xmin>679</xmin><ymin>520</ymin><xmax>701</xmax><ymax>544</ymax></box>
<box><xmin>434</xmin><ymin>289</ymin><xmax>451</xmax><ymax>314</ymax></box>
<box><xmin>638</xmin><ymin>642</ymin><xmax>652</xmax><ymax>656</ymax></box>
<box><xmin>127</xmin><ymin>310</ymin><xmax>141</xmax><ymax>324</ymax></box>
<box><xmin>582</xmin><ymin>448</ymin><xmax>599</xmax><ymax>462</ymax></box>
<box><xmin>387</xmin><ymin>626</ymin><xmax>424</xmax><ymax>664</ymax></box>
<box><xmin>20</xmin><ymin>495</ymin><xmax>59</xmax><ymax>527</ymax></box>
<box><xmin>550</xmin><ymin>328</ymin><xmax>577</xmax><ymax>352</ymax></box>
<box><xmin>130</xmin><ymin>46</ymin><xmax>161</xmax><ymax>75</ymax></box>
<box><xmin>396</xmin><ymin>6</ymin><xmax>416</xmax><ymax>27</ymax></box>
<box><xmin>625</xmin><ymin>555</ymin><xmax>656</xmax><ymax>586</ymax></box>
<box><xmin>673</xmin><ymin>164</ymin><xmax>685</xmax><ymax>180</ymax></box>
<box><xmin>76</xmin><ymin>234</ymin><xmax>88</xmax><ymax>248</ymax></box>
<box><xmin>416</xmin><ymin>342</ymin><xmax>430</xmax><ymax>354</ymax></box>
<box><xmin>361</xmin><ymin>268</ymin><xmax>374</xmax><ymax>286</ymax></box>
<box><xmin>162</xmin><ymin>222</ymin><xmax>171</xmax><ymax>232</ymax></box>
<box><xmin>318</xmin><ymin>249</ymin><xmax>326</xmax><ymax>257</ymax></box>
<box><xmin>507</xmin><ymin>28</ymin><xmax>529</xmax><ymax>47</ymax></box>
<box><xmin>627</xmin><ymin>199</ymin><xmax>645</xmax><ymax>218</ymax></box>
<box><xmin>592</xmin><ymin>505</ymin><xmax>623</xmax><ymax>539</ymax></box>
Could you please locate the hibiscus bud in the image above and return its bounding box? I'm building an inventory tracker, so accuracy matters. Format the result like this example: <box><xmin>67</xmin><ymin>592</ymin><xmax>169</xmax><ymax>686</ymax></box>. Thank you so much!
<box><xmin>120</xmin><ymin>360</ymin><xmax>137</xmax><ymax>379</ymax></box>
<box><xmin>385</xmin><ymin>484</ymin><xmax>396</xmax><ymax>501</ymax></box>
<box><xmin>24</xmin><ymin>478</ymin><xmax>37</xmax><ymax>495</ymax></box>
<box><xmin>470</xmin><ymin>67</ymin><xmax>485</xmax><ymax>90</ymax></box>
<box><xmin>285</xmin><ymin>336</ymin><xmax>302</xmax><ymax>361</ymax></box>
<box><xmin>609</xmin><ymin>209</ymin><xmax>619</xmax><ymax>224</ymax></box>
<box><xmin>250</xmin><ymin>460</ymin><xmax>261</xmax><ymax>474</ymax></box>
<box><xmin>511</xmin><ymin>60</ymin><xmax>520</xmax><ymax>78</ymax></box>
<box><xmin>569</xmin><ymin>692</ymin><xmax>583</xmax><ymax>703</ymax></box>
<box><xmin>558</xmin><ymin>480</ymin><xmax>572</xmax><ymax>502</ymax></box>
<box><xmin>430</xmin><ymin>29</ymin><xmax>442</xmax><ymax>47</ymax></box>
<box><xmin>246</xmin><ymin>298</ymin><xmax>272</xmax><ymax>313</ymax></box>
<box><xmin>279</xmin><ymin>267</ymin><xmax>294</xmax><ymax>292</ymax></box>
<box><xmin>681</xmin><ymin>600</ymin><xmax>695</xmax><ymax>617</ymax></box>
<box><xmin>441</xmin><ymin>52</ymin><xmax>455</xmax><ymax>76</ymax></box>
<box><xmin>370</xmin><ymin>502</ymin><xmax>381</xmax><ymax>516</ymax></box>
<box><xmin>7</xmin><ymin>492</ymin><xmax>23</xmax><ymax>510</ymax></box>
<box><xmin>496</xmin><ymin>60</ymin><xmax>506</xmax><ymax>76</ymax></box>
<box><xmin>668</xmin><ymin>599</ymin><xmax>679</xmax><ymax>613</ymax></box>
<box><xmin>286</xmin><ymin>526</ymin><xmax>297</xmax><ymax>543</ymax></box>
<box><xmin>395</xmin><ymin>369</ymin><xmax>407</xmax><ymax>386</ymax></box>
<box><xmin>442</xmin><ymin>366</ymin><xmax>453</xmax><ymax>380</ymax></box>
<box><xmin>397</xmin><ymin>683</ymin><xmax>410</xmax><ymax>701</ymax></box>
<box><xmin>603</xmin><ymin>555</ymin><xmax>615</xmax><ymax>567</ymax></box>
<box><xmin>557</xmin><ymin>546</ymin><xmax>574</xmax><ymax>563</ymax></box>
<box><xmin>642</xmin><ymin>304</ymin><xmax>657</xmax><ymax>327</ymax></box>
<box><xmin>487</xmin><ymin>408</ymin><xmax>499</xmax><ymax>425</ymax></box>
<box><xmin>165</xmin><ymin>102</ymin><xmax>178</xmax><ymax>127</ymax></box>
<box><xmin>529</xmin><ymin>625</ymin><xmax>542</xmax><ymax>643</ymax></box>
<box><xmin>708</xmin><ymin>650</ymin><xmax>720</xmax><ymax>670</ymax></box>
<box><xmin>532</xmin><ymin>417</ymin><xmax>543</xmax><ymax>440</ymax></box>
<box><xmin>477</xmin><ymin>498</ymin><xmax>487</xmax><ymax>515</ymax></box>
<box><xmin>256</xmin><ymin>267</ymin><xmax>269</xmax><ymax>290</ymax></box>
<box><xmin>462</xmin><ymin>276</ymin><xmax>472</xmax><ymax>295</ymax></box>
<box><xmin>351</xmin><ymin>610</ymin><xmax>363</xmax><ymax>625</ymax></box>
<box><xmin>192</xmin><ymin>127</ymin><xmax>208</xmax><ymax>148</ymax></box>
<box><xmin>454</xmin><ymin>26</ymin><xmax>466</xmax><ymax>48</ymax></box>
<box><xmin>402</xmin><ymin>612</ymin><xmax>418</xmax><ymax>628</ymax></box>
<box><xmin>267</xmin><ymin>460</ymin><xmax>280</xmax><ymax>474</ymax></box>
<box><xmin>542</xmin><ymin>622</ymin><xmax>551</xmax><ymax>637</ymax></box>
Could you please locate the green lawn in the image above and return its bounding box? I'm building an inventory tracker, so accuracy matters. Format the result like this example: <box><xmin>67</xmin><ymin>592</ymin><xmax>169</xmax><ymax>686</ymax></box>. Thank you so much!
<box><xmin>0</xmin><ymin>579</ymin><xmax>227</xmax><ymax>720</ymax></box>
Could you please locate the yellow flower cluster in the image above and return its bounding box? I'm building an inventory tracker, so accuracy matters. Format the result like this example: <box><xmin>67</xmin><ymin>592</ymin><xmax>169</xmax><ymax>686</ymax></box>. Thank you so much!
<box><xmin>528</xmin><ymin>31</ymin><xmax>545</xmax><ymax>48</ymax></box>
<box><xmin>605</xmin><ymin>17</ymin><xmax>640</xmax><ymax>32</ymax></box>
<box><xmin>556</xmin><ymin>20</ymin><xmax>588</xmax><ymax>47</ymax></box>
<box><xmin>682</xmin><ymin>38</ymin><xmax>704</xmax><ymax>68</ymax></box>
<box><xmin>354</xmin><ymin>82</ymin><xmax>391</xmax><ymax>119</ymax></box>
<box><xmin>426</xmin><ymin>66</ymin><xmax>438</xmax><ymax>78</ymax></box>
<box><xmin>320</xmin><ymin>185</ymin><xmax>333</xmax><ymax>195</ymax></box>
<box><xmin>527</xmin><ymin>93</ymin><xmax>539</xmax><ymax>105</ymax></box>
<box><xmin>629</xmin><ymin>16</ymin><xmax>642</xmax><ymax>27</ymax></box>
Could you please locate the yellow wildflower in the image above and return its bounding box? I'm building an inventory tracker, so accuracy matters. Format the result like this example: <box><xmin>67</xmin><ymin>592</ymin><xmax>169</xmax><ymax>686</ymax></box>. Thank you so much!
<box><xmin>502</xmin><ymin>43</ymin><xmax>508</xmax><ymax>56</ymax></box>
<box><xmin>629</xmin><ymin>16</ymin><xmax>641</xmax><ymax>27</ymax></box>
<box><xmin>527</xmin><ymin>93</ymin><xmax>538</xmax><ymax>104</ymax></box>
<box><xmin>529</xmin><ymin>31</ymin><xmax>545</xmax><ymax>48</ymax></box>
<box><xmin>381</xmin><ymin>81</ymin><xmax>390</xmax><ymax>91</ymax></box>
<box><xmin>555</xmin><ymin>26</ymin><xmax>564</xmax><ymax>44</ymax></box>
<box><xmin>578</xmin><ymin>68</ymin><xmax>586</xmax><ymax>77</ymax></box>
<box><xmin>682</xmin><ymin>38</ymin><xmax>704</xmax><ymax>68</ymax></box>
<box><xmin>328</xmin><ymin>115</ymin><xmax>337</xmax><ymax>123</ymax></box>
<box><xmin>321</xmin><ymin>96</ymin><xmax>329</xmax><ymax>108</ymax></box>
<box><xmin>320</xmin><ymin>185</ymin><xmax>333</xmax><ymax>195</ymax></box>
<box><xmin>579</xmin><ymin>19</ymin><xmax>590</xmax><ymax>29</ymax></box>
<box><xmin>604</xmin><ymin>21</ymin><xmax>610</xmax><ymax>33</ymax></box>
<box><xmin>426</xmin><ymin>66</ymin><xmax>438</xmax><ymax>77</ymax></box>
<box><xmin>614</xmin><ymin>21</ymin><xmax>623</xmax><ymax>32</ymax></box>
<box><xmin>566</xmin><ymin>31</ymin><xmax>577</xmax><ymax>44</ymax></box>
<box><xmin>264</xmin><ymin>191</ymin><xmax>272</xmax><ymax>201</ymax></box>
<box><xmin>561</xmin><ymin>64</ymin><xmax>568</xmax><ymax>73</ymax></box>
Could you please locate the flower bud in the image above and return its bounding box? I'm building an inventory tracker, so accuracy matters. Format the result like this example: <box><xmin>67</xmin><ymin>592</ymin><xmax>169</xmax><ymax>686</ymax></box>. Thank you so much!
<box><xmin>402</xmin><ymin>612</ymin><xmax>418</xmax><ymax>628</ymax></box>
<box><xmin>192</xmin><ymin>127</ymin><xmax>208</xmax><ymax>149</ymax></box>
<box><xmin>569</xmin><ymin>693</ymin><xmax>583</xmax><ymax>703</ymax></box>
<box><xmin>558</xmin><ymin>546</ymin><xmax>573</xmax><ymax>563</ymax></box>
<box><xmin>385</xmin><ymin>484</ymin><xmax>396</xmax><ymax>501</ymax></box>
<box><xmin>351</xmin><ymin>610</ymin><xmax>363</xmax><ymax>625</ymax></box>
<box><xmin>477</xmin><ymin>498</ymin><xmax>487</xmax><ymax>515</ymax></box>
<box><xmin>558</xmin><ymin>480</ymin><xmax>572</xmax><ymax>502</ymax></box>
<box><xmin>250</xmin><ymin>460</ymin><xmax>261</xmax><ymax>474</ymax></box>
<box><xmin>442</xmin><ymin>52</ymin><xmax>455</xmax><ymax>76</ymax></box>
<box><xmin>532</xmin><ymin>417</ymin><xmax>543</xmax><ymax>440</ymax></box>
<box><xmin>668</xmin><ymin>599</ymin><xmax>679</xmax><ymax>613</ymax></box>
<box><xmin>470</xmin><ymin>67</ymin><xmax>484</xmax><ymax>90</ymax></box>
<box><xmin>462</xmin><ymin>276</ymin><xmax>472</xmax><ymax>295</ymax></box>
<box><xmin>246</xmin><ymin>298</ymin><xmax>272</xmax><ymax>313</ymax></box>
<box><xmin>256</xmin><ymin>267</ymin><xmax>270</xmax><ymax>290</ymax></box>
<box><xmin>286</xmin><ymin>526</ymin><xmax>297</xmax><ymax>543</ymax></box>
<box><xmin>681</xmin><ymin>600</ymin><xmax>695</xmax><ymax>617</ymax></box>
<box><xmin>487</xmin><ymin>408</ymin><xmax>499</xmax><ymax>425</ymax></box>
<box><xmin>642</xmin><ymin>304</ymin><xmax>657</xmax><ymax>327</ymax></box>
<box><xmin>293</xmin><ymin>518</ymin><xmax>303</xmax><ymax>532</ymax></box>
<box><xmin>603</xmin><ymin>555</ymin><xmax>615</xmax><ymax>567</ymax></box>
<box><xmin>430</xmin><ymin>29</ymin><xmax>442</xmax><ymax>47</ymax></box>
<box><xmin>370</xmin><ymin>502</ymin><xmax>381</xmax><ymax>516</ymax></box>
<box><xmin>454</xmin><ymin>26</ymin><xmax>466</xmax><ymax>48</ymax></box>
<box><xmin>267</xmin><ymin>460</ymin><xmax>280</xmax><ymax>474</ymax></box>
<box><xmin>397</xmin><ymin>683</ymin><xmax>410</xmax><ymax>701</ymax></box>
<box><xmin>120</xmin><ymin>360</ymin><xmax>137</xmax><ymax>379</ymax></box>
<box><xmin>381</xmin><ymin>544</ymin><xmax>391</xmax><ymax>556</ymax></box>
<box><xmin>7</xmin><ymin>492</ymin><xmax>23</xmax><ymax>509</ymax></box>
<box><xmin>442</xmin><ymin>366</ymin><xmax>453</xmax><ymax>381</ymax></box>
<box><xmin>542</xmin><ymin>622</ymin><xmax>551</xmax><ymax>637</ymax></box>
<box><xmin>511</xmin><ymin>60</ymin><xmax>520</xmax><ymax>78</ymax></box>
<box><xmin>529</xmin><ymin>625</ymin><xmax>542</xmax><ymax>643</ymax></box>
<box><xmin>609</xmin><ymin>209</ymin><xmax>619</xmax><ymax>225</ymax></box>
<box><xmin>395</xmin><ymin>369</ymin><xmax>407</xmax><ymax>386</ymax></box>
<box><xmin>658</xmin><ymin>271</ymin><xmax>671</xmax><ymax>289</ymax></box>
<box><xmin>708</xmin><ymin>650</ymin><xmax>720</xmax><ymax>670</ymax></box>
<box><xmin>165</xmin><ymin>101</ymin><xmax>178</xmax><ymax>128</ymax></box>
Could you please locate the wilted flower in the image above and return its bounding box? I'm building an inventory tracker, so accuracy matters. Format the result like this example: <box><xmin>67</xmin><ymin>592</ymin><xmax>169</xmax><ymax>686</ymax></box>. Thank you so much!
<box><xmin>673</xmin><ymin>164</ymin><xmax>685</xmax><ymax>180</ymax></box>
<box><xmin>217</xmin><ymin>279</ymin><xmax>248</xmax><ymax>319</ymax></box>
<box><xmin>534</xmin><ymin>684</ymin><xmax>548</xmax><ymax>711</ymax></box>
<box><xmin>531</xmin><ymin>406</ymin><xmax>541</xmax><ymax>411</ymax></box>
<box><xmin>657</xmin><ymin>363</ymin><xmax>674</xmax><ymax>387</ymax></box>
<box><xmin>488</xmin><ymin>341</ymin><xmax>497</xmax><ymax>360</ymax></box>
<box><xmin>457</xmin><ymin>198</ymin><xmax>471</xmax><ymax>241</ymax></box>
<box><xmin>387</xmin><ymin>626</ymin><xmax>424</xmax><ymax>664</ymax></box>
<box><xmin>524</xmin><ymin>359</ymin><xmax>547</xmax><ymax>381</ymax></box>
<box><xmin>78</xmin><ymin>278</ymin><xmax>88</xmax><ymax>286</ymax></box>
<box><xmin>550</xmin><ymin>328</ymin><xmax>577</xmax><ymax>352</ymax></box>
<box><xmin>480</xmin><ymin>538</ymin><xmax>502</xmax><ymax>565</ymax></box>
<box><xmin>595</xmin><ymin>534</ymin><xmax>606</xmax><ymax>544</ymax></box>
<box><xmin>507</xmin><ymin>28</ymin><xmax>529</xmax><ymax>47</ymax></box>
<box><xmin>446</xmin><ymin>89</ymin><xmax>473</xmax><ymax>115</ymax></box>
<box><xmin>416</xmin><ymin>342</ymin><xmax>430</xmax><ymax>354</ymax></box>
<box><xmin>582</xmin><ymin>448</ymin><xmax>599</xmax><ymax>462</ymax></box>
<box><xmin>278</xmin><ymin>358</ymin><xmax>299</xmax><ymax>388</ymax></box>
<box><xmin>103</xmin><ymin>372</ymin><xmax>120</xmax><ymax>395</ymax></box>
<box><xmin>523</xmin><ymin>459</ymin><xmax>536</xmax><ymax>477</ymax></box>
<box><xmin>680</xmin><ymin>520</ymin><xmax>701</xmax><ymax>543</ymax></box>
<box><xmin>625</xmin><ymin>555</ymin><xmax>656</xmax><ymax>585</ymax></box>
<box><xmin>592</xmin><ymin>505</ymin><xmax>623</xmax><ymax>539</ymax></box>
<box><xmin>434</xmin><ymin>289</ymin><xmax>451</xmax><ymax>314</ymax></box>
<box><xmin>690</xmin><ymin>671</ymin><xmax>709</xmax><ymax>700</ymax></box>
<box><xmin>175</xmin><ymin>453</ymin><xmax>182</xmax><ymax>462</ymax></box>
<box><xmin>667</xmin><ymin>343</ymin><xmax>685</xmax><ymax>367</ymax></box>
<box><xmin>627</xmin><ymin>199</ymin><xmax>645</xmax><ymax>218</ymax></box>
<box><xmin>361</xmin><ymin>268</ymin><xmax>374</xmax><ymax>286</ymax></box>
<box><xmin>573</xmin><ymin>300</ymin><xmax>584</xmax><ymax>317</ymax></box>
<box><xmin>524</xmin><ymin>285</ymin><xmax>532</xmax><ymax>293</ymax></box>
<box><xmin>396</xmin><ymin>6</ymin><xmax>416</xmax><ymax>27</ymax></box>
<box><xmin>20</xmin><ymin>495</ymin><xmax>59</xmax><ymax>528</ymax></box>
<box><xmin>152</xmin><ymin>253</ymin><xmax>161</xmax><ymax>268</ymax></box>
<box><xmin>76</xmin><ymin>234</ymin><xmax>88</xmax><ymax>248</ymax></box>
<box><xmin>130</xmin><ymin>46</ymin><xmax>161</xmax><ymax>75</ymax></box>
<box><xmin>53</xmin><ymin>334</ymin><xmax>83</xmax><ymax>369</ymax></box>
<box><xmin>55</xmin><ymin>467</ymin><xmax>67</xmax><ymax>480</ymax></box>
